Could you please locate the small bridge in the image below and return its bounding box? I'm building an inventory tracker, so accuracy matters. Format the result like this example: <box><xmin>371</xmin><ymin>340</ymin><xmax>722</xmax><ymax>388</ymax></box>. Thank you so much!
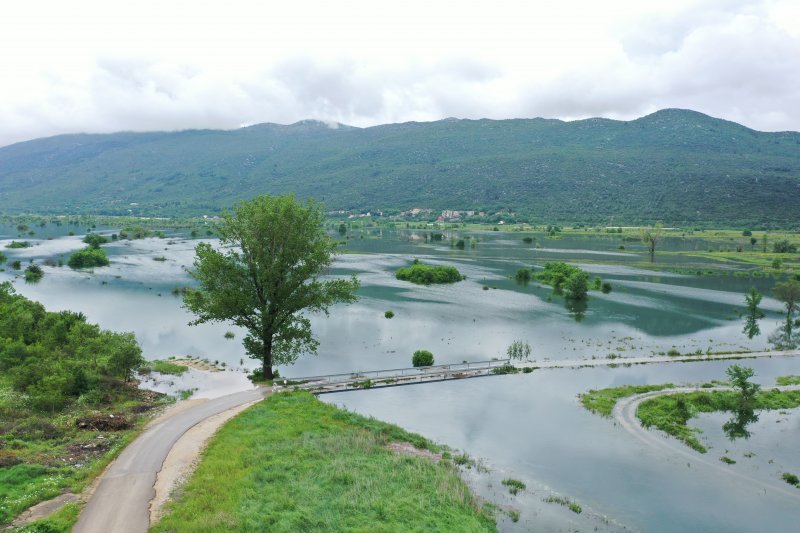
<box><xmin>287</xmin><ymin>359</ymin><xmax>516</xmax><ymax>394</ymax></box>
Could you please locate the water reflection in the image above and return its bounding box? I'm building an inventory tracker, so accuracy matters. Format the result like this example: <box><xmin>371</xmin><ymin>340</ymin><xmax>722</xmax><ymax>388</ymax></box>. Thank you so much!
<box><xmin>565</xmin><ymin>298</ymin><xmax>587</xmax><ymax>322</ymax></box>
<box><xmin>723</xmin><ymin>407</ymin><xmax>759</xmax><ymax>440</ymax></box>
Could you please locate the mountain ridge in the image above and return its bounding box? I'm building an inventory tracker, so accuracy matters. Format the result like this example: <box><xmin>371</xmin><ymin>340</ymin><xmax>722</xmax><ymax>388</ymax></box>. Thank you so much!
<box><xmin>1</xmin><ymin>109</ymin><xmax>798</xmax><ymax>226</ymax></box>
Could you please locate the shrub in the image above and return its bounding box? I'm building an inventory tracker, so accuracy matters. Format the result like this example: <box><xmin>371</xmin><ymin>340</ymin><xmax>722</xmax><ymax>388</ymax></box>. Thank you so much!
<box><xmin>412</xmin><ymin>350</ymin><xmax>434</xmax><ymax>367</ymax></box>
<box><xmin>773</xmin><ymin>240</ymin><xmax>797</xmax><ymax>254</ymax></box>
<box><xmin>68</xmin><ymin>247</ymin><xmax>110</xmax><ymax>269</ymax></box>
<box><xmin>82</xmin><ymin>233</ymin><xmax>109</xmax><ymax>249</ymax></box>
<box><xmin>782</xmin><ymin>472</ymin><xmax>799</xmax><ymax>486</ymax></box>
<box><xmin>24</xmin><ymin>264</ymin><xmax>44</xmax><ymax>283</ymax></box>
<box><xmin>667</xmin><ymin>349</ymin><xmax>681</xmax><ymax>356</ymax></box>
<box><xmin>601</xmin><ymin>282</ymin><xmax>613</xmax><ymax>293</ymax></box>
<box><xmin>5</xmin><ymin>241</ymin><xmax>31</xmax><ymax>249</ymax></box>
<box><xmin>224</xmin><ymin>331</ymin><xmax>235</xmax><ymax>339</ymax></box>
<box><xmin>515</xmin><ymin>268</ymin><xmax>531</xmax><ymax>284</ymax></box>
<box><xmin>11</xmin><ymin>260</ymin><xmax>22</xmax><ymax>270</ymax></box>
<box><xmin>384</xmin><ymin>310</ymin><xmax>395</xmax><ymax>319</ymax></box>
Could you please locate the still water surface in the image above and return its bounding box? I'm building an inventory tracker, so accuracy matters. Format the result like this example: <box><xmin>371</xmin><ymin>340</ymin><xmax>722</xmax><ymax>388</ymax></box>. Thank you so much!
<box><xmin>1</xmin><ymin>224</ymin><xmax>797</xmax><ymax>530</ymax></box>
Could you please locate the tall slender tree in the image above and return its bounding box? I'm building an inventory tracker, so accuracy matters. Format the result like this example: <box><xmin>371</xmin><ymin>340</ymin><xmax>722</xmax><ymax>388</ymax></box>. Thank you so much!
<box><xmin>742</xmin><ymin>287</ymin><xmax>763</xmax><ymax>339</ymax></box>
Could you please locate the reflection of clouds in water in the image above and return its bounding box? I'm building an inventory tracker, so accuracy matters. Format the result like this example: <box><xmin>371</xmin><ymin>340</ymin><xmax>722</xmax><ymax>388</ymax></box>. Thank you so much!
<box><xmin>535</xmin><ymin>248</ymin><xmax>632</xmax><ymax>257</ymax></box>
<box><xmin>572</xmin><ymin>263</ymin><xmax>686</xmax><ymax>278</ymax></box>
<box><xmin>614</xmin><ymin>280</ymin><xmax>784</xmax><ymax>311</ymax></box>
<box><xmin>1</xmin><ymin>237</ymin><xmax>86</xmax><ymax>258</ymax></box>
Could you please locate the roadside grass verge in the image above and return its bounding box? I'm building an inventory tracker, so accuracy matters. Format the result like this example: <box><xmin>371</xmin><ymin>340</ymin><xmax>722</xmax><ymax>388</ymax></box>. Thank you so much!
<box><xmin>153</xmin><ymin>391</ymin><xmax>496</xmax><ymax>532</ymax></box>
<box><xmin>0</xmin><ymin>383</ymin><xmax>170</xmax><ymax>526</ymax></box>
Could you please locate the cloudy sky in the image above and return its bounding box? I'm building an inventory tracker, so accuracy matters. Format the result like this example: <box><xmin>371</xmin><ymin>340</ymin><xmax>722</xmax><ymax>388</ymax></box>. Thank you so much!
<box><xmin>1</xmin><ymin>0</ymin><xmax>799</xmax><ymax>147</ymax></box>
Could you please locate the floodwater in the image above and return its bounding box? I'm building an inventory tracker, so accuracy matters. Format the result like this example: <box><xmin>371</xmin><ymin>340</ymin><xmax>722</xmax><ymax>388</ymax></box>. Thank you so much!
<box><xmin>1</xmin><ymin>222</ymin><xmax>798</xmax><ymax>530</ymax></box>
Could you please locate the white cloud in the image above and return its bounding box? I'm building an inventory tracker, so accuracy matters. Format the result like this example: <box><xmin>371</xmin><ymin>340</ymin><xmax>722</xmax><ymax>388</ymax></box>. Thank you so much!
<box><xmin>0</xmin><ymin>0</ymin><xmax>798</xmax><ymax>146</ymax></box>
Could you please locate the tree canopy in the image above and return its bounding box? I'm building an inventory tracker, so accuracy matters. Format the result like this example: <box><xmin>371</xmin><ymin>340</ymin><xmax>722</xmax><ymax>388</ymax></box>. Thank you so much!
<box><xmin>0</xmin><ymin>282</ymin><xmax>143</xmax><ymax>412</ymax></box>
<box><xmin>183</xmin><ymin>195</ymin><xmax>359</xmax><ymax>379</ymax></box>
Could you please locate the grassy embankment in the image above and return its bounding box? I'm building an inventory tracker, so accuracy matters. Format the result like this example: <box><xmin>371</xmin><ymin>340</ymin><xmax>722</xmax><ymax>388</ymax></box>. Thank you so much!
<box><xmin>154</xmin><ymin>391</ymin><xmax>496</xmax><ymax>532</ymax></box>
<box><xmin>580</xmin><ymin>376</ymin><xmax>800</xmax><ymax>453</ymax></box>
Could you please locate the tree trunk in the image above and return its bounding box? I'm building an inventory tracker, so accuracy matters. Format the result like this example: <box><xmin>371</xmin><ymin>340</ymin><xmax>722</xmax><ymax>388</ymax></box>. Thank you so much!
<box><xmin>262</xmin><ymin>335</ymin><xmax>274</xmax><ymax>380</ymax></box>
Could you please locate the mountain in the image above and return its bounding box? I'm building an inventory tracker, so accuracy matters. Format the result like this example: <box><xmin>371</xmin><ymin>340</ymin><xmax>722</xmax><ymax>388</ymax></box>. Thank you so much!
<box><xmin>1</xmin><ymin>109</ymin><xmax>799</xmax><ymax>226</ymax></box>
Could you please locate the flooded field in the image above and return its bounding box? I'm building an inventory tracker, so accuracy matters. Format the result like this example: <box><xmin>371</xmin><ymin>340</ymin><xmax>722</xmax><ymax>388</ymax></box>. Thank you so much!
<box><xmin>1</xmin><ymin>221</ymin><xmax>798</xmax><ymax>530</ymax></box>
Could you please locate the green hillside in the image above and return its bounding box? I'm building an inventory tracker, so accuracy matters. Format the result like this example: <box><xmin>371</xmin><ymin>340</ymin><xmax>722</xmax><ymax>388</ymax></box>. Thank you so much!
<box><xmin>1</xmin><ymin>109</ymin><xmax>799</xmax><ymax>226</ymax></box>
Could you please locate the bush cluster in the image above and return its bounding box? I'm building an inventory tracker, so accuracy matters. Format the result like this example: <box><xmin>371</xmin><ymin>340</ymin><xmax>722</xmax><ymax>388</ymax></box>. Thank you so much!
<box><xmin>535</xmin><ymin>261</ymin><xmax>589</xmax><ymax>300</ymax></box>
<box><xmin>67</xmin><ymin>247</ymin><xmax>110</xmax><ymax>269</ymax></box>
<box><xmin>0</xmin><ymin>282</ymin><xmax>144</xmax><ymax>412</ymax></box>
<box><xmin>396</xmin><ymin>261</ymin><xmax>463</xmax><ymax>285</ymax></box>
<box><xmin>412</xmin><ymin>349</ymin><xmax>434</xmax><ymax>367</ymax></box>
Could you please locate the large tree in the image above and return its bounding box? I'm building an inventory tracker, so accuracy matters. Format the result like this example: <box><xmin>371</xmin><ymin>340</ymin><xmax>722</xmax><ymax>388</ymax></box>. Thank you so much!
<box><xmin>184</xmin><ymin>195</ymin><xmax>359</xmax><ymax>379</ymax></box>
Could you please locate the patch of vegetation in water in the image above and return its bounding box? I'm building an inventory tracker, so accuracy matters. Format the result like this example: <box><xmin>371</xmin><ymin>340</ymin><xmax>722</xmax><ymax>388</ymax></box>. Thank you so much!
<box><xmin>544</xmin><ymin>495</ymin><xmax>582</xmax><ymax>514</ymax></box>
<box><xmin>153</xmin><ymin>391</ymin><xmax>495</xmax><ymax>532</ymax></box>
<box><xmin>501</xmin><ymin>478</ymin><xmax>526</xmax><ymax>495</ymax></box>
<box><xmin>776</xmin><ymin>375</ymin><xmax>800</xmax><ymax>386</ymax></box>
<box><xmin>67</xmin><ymin>247</ymin><xmax>110</xmax><ymax>269</ymax></box>
<box><xmin>637</xmin><ymin>389</ymin><xmax>800</xmax><ymax>453</ymax></box>
<box><xmin>782</xmin><ymin>472</ymin><xmax>799</xmax><ymax>487</ymax></box>
<box><xmin>395</xmin><ymin>260</ymin><xmax>464</xmax><ymax>285</ymax></box>
<box><xmin>145</xmin><ymin>360</ymin><xmax>189</xmax><ymax>376</ymax></box>
<box><xmin>5</xmin><ymin>241</ymin><xmax>31</xmax><ymax>249</ymax></box>
<box><xmin>23</xmin><ymin>264</ymin><xmax>44</xmax><ymax>283</ymax></box>
<box><xmin>579</xmin><ymin>384</ymin><xmax>676</xmax><ymax>417</ymax></box>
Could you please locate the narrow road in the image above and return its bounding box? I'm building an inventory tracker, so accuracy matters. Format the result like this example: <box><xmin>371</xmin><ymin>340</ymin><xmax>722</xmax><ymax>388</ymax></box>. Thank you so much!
<box><xmin>74</xmin><ymin>387</ymin><xmax>267</xmax><ymax>533</ymax></box>
<box><xmin>612</xmin><ymin>385</ymin><xmax>800</xmax><ymax>501</ymax></box>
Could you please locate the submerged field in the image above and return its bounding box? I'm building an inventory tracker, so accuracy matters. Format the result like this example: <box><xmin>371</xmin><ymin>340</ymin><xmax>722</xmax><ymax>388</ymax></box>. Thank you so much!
<box><xmin>1</xmin><ymin>219</ymin><xmax>799</xmax><ymax>530</ymax></box>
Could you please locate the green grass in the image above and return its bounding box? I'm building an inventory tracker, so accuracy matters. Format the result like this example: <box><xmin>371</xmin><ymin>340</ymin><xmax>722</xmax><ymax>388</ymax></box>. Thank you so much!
<box><xmin>637</xmin><ymin>389</ymin><xmax>800</xmax><ymax>453</ymax></box>
<box><xmin>154</xmin><ymin>391</ymin><xmax>495</xmax><ymax>532</ymax></box>
<box><xmin>776</xmin><ymin>375</ymin><xmax>800</xmax><ymax>386</ymax></box>
<box><xmin>150</xmin><ymin>360</ymin><xmax>189</xmax><ymax>375</ymax></box>
<box><xmin>579</xmin><ymin>384</ymin><xmax>675</xmax><ymax>417</ymax></box>
<box><xmin>543</xmin><ymin>496</ymin><xmax>582</xmax><ymax>514</ymax></box>
<box><xmin>0</xmin><ymin>382</ymin><xmax>170</xmax><ymax>526</ymax></box>
<box><xmin>8</xmin><ymin>501</ymin><xmax>79</xmax><ymax>532</ymax></box>
<box><xmin>501</xmin><ymin>478</ymin><xmax>525</xmax><ymax>495</ymax></box>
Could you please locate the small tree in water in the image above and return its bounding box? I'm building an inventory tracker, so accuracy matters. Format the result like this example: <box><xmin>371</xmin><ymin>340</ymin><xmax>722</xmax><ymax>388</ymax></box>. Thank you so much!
<box><xmin>640</xmin><ymin>223</ymin><xmax>663</xmax><ymax>262</ymax></box>
<box><xmin>726</xmin><ymin>365</ymin><xmax>760</xmax><ymax>409</ymax></box>
<box><xmin>742</xmin><ymin>287</ymin><xmax>763</xmax><ymax>339</ymax></box>
<box><xmin>507</xmin><ymin>340</ymin><xmax>532</xmax><ymax>361</ymax></box>
<box><xmin>184</xmin><ymin>195</ymin><xmax>360</xmax><ymax>380</ymax></box>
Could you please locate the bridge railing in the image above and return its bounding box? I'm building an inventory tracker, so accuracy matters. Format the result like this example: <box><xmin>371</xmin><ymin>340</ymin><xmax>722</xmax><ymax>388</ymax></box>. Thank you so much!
<box><xmin>288</xmin><ymin>359</ymin><xmax>512</xmax><ymax>386</ymax></box>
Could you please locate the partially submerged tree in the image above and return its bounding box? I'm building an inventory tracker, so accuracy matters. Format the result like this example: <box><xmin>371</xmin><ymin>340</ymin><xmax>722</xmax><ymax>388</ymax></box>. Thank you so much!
<box><xmin>742</xmin><ymin>287</ymin><xmax>763</xmax><ymax>339</ymax></box>
<box><xmin>640</xmin><ymin>223</ymin><xmax>663</xmax><ymax>262</ymax></box>
<box><xmin>770</xmin><ymin>280</ymin><xmax>800</xmax><ymax>350</ymax></box>
<box><xmin>506</xmin><ymin>340</ymin><xmax>532</xmax><ymax>361</ymax></box>
<box><xmin>774</xmin><ymin>280</ymin><xmax>800</xmax><ymax>323</ymax></box>
<box><xmin>726</xmin><ymin>365</ymin><xmax>760</xmax><ymax>409</ymax></box>
<box><xmin>184</xmin><ymin>195</ymin><xmax>360</xmax><ymax>380</ymax></box>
